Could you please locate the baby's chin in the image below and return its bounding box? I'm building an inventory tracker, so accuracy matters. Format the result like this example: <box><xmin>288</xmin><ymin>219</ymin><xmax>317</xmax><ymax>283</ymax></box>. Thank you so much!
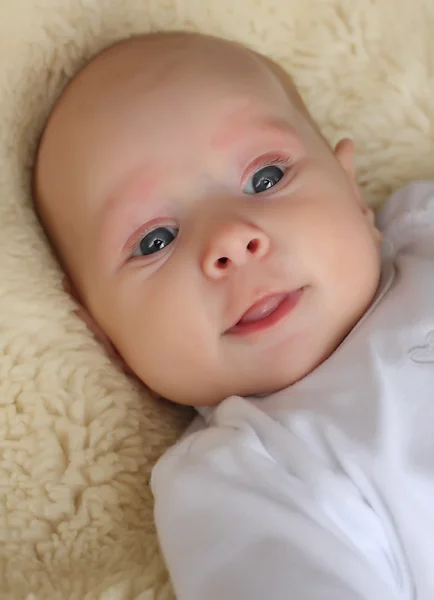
<box><xmin>242</xmin><ymin>378</ymin><xmax>302</xmax><ymax>400</ymax></box>
<box><xmin>157</xmin><ymin>339</ymin><xmax>341</xmax><ymax>407</ymax></box>
<box><xmin>191</xmin><ymin>377</ymin><xmax>303</xmax><ymax>407</ymax></box>
<box><xmin>233</xmin><ymin>349</ymin><xmax>336</xmax><ymax>401</ymax></box>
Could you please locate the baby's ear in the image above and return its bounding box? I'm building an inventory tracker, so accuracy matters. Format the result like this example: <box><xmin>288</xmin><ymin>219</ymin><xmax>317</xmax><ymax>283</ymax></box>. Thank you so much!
<box><xmin>62</xmin><ymin>277</ymin><xmax>134</xmax><ymax>375</ymax></box>
<box><xmin>334</xmin><ymin>138</ymin><xmax>364</xmax><ymax>202</ymax></box>
<box><xmin>334</xmin><ymin>138</ymin><xmax>356</xmax><ymax>178</ymax></box>
<box><xmin>334</xmin><ymin>140</ymin><xmax>382</xmax><ymax>244</ymax></box>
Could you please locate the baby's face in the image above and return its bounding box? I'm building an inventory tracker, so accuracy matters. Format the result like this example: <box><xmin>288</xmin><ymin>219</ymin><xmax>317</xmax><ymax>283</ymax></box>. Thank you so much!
<box><xmin>36</xmin><ymin>35</ymin><xmax>381</xmax><ymax>405</ymax></box>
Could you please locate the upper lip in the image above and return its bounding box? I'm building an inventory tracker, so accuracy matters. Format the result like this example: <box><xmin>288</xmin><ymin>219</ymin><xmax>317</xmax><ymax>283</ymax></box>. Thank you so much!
<box><xmin>224</xmin><ymin>290</ymin><xmax>291</xmax><ymax>333</ymax></box>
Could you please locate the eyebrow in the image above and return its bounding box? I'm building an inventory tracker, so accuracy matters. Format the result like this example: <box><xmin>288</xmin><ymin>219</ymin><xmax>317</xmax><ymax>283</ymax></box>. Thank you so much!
<box><xmin>97</xmin><ymin>170</ymin><xmax>163</xmax><ymax>266</ymax></box>
<box><xmin>210</xmin><ymin>115</ymin><xmax>295</xmax><ymax>151</ymax></box>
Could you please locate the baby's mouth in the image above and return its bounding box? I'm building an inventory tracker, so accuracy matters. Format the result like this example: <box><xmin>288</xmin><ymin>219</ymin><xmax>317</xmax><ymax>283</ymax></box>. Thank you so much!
<box><xmin>226</xmin><ymin>289</ymin><xmax>304</xmax><ymax>335</ymax></box>
<box><xmin>238</xmin><ymin>293</ymin><xmax>288</xmax><ymax>324</ymax></box>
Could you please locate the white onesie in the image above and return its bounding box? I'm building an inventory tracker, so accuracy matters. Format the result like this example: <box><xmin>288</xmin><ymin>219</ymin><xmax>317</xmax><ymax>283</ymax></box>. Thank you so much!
<box><xmin>151</xmin><ymin>181</ymin><xmax>434</xmax><ymax>600</ymax></box>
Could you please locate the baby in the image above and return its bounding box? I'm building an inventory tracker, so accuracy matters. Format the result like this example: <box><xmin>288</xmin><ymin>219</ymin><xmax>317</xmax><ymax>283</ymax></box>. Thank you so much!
<box><xmin>34</xmin><ymin>31</ymin><xmax>434</xmax><ymax>600</ymax></box>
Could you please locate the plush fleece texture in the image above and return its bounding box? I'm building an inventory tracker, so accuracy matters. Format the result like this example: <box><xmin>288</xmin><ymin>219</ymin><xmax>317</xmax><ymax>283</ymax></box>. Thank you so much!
<box><xmin>1</xmin><ymin>0</ymin><xmax>434</xmax><ymax>598</ymax></box>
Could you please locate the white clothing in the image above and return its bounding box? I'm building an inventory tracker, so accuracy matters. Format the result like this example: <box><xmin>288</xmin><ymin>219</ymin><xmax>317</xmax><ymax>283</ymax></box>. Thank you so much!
<box><xmin>151</xmin><ymin>181</ymin><xmax>434</xmax><ymax>600</ymax></box>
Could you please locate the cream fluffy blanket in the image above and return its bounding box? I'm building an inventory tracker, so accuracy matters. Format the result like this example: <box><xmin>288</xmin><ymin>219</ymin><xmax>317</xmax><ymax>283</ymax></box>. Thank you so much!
<box><xmin>1</xmin><ymin>0</ymin><xmax>434</xmax><ymax>598</ymax></box>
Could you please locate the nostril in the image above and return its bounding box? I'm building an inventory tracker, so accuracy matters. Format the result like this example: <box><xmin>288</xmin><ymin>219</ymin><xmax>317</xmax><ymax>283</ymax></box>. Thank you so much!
<box><xmin>247</xmin><ymin>238</ymin><xmax>260</xmax><ymax>253</ymax></box>
<box><xmin>216</xmin><ymin>256</ymin><xmax>229</xmax><ymax>269</ymax></box>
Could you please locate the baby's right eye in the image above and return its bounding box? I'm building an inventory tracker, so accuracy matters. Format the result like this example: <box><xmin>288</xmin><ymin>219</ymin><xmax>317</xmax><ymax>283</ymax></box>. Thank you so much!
<box><xmin>133</xmin><ymin>226</ymin><xmax>179</xmax><ymax>257</ymax></box>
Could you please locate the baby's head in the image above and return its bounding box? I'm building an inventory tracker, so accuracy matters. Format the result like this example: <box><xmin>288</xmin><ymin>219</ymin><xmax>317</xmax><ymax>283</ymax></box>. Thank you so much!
<box><xmin>34</xmin><ymin>32</ymin><xmax>381</xmax><ymax>406</ymax></box>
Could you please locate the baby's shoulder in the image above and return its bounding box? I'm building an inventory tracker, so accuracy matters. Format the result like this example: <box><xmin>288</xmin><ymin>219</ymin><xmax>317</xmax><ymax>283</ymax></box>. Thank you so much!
<box><xmin>377</xmin><ymin>180</ymin><xmax>434</xmax><ymax>229</ymax></box>
<box><xmin>377</xmin><ymin>181</ymin><xmax>434</xmax><ymax>255</ymax></box>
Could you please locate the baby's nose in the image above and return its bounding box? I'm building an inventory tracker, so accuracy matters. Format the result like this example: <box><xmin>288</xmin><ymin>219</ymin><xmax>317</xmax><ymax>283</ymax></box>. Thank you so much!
<box><xmin>201</xmin><ymin>221</ymin><xmax>270</xmax><ymax>280</ymax></box>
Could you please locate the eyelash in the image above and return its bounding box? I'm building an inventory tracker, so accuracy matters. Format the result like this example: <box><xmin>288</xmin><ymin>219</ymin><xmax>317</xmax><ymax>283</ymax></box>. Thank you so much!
<box><xmin>241</xmin><ymin>154</ymin><xmax>294</xmax><ymax>189</ymax></box>
<box><xmin>125</xmin><ymin>219</ymin><xmax>178</xmax><ymax>260</ymax></box>
<box><xmin>254</xmin><ymin>155</ymin><xmax>291</xmax><ymax>170</ymax></box>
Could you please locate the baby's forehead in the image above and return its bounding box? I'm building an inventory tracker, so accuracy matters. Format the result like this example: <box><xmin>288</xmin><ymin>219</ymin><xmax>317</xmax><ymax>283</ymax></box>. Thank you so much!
<box><xmin>48</xmin><ymin>33</ymin><xmax>300</xmax><ymax>132</ymax></box>
<box><xmin>37</xmin><ymin>35</ymin><xmax>299</xmax><ymax>185</ymax></box>
<box><xmin>34</xmin><ymin>33</ymin><xmax>305</xmax><ymax>230</ymax></box>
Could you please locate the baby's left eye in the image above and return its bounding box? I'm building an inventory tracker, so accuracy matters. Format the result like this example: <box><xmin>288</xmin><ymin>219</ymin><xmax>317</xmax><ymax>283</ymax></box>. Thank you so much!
<box><xmin>244</xmin><ymin>165</ymin><xmax>285</xmax><ymax>195</ymax></box>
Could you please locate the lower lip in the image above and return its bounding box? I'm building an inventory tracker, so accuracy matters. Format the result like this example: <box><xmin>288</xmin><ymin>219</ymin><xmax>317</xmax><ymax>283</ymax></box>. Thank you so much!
<box><xmin>227</xmin><ymin>288</ymin><xmax>304</xmax><ymax>336</ymax></box>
